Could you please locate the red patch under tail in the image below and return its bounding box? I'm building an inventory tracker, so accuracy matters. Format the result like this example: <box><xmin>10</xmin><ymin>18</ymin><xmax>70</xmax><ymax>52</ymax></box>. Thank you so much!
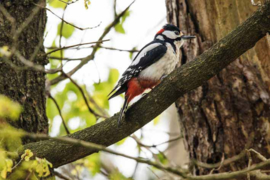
<box><xmin>126</xmin><ymin>78</ymin><xmax>160</xmax><ymax>103</ymax></box>
<box><xmin>118</xmin><ymin>78</ymin><xmax>160</xmax><ymax>126</ymax></box>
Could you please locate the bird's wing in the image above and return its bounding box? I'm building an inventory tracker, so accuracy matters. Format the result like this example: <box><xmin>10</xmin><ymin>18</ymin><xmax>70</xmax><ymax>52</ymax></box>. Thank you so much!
<box><xmin>108</xmin><ymin>41</ymin><xmax>167</xmax><ymax>99</ymax></box>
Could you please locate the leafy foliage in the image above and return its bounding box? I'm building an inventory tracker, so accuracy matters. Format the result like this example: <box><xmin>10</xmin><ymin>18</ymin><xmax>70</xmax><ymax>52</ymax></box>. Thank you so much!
<box><xmin>84</xmin><ymin>0</ymin><xmax>91</xmax><ymax>9</ymax></box>
<box><xmin>0</xmin><ymin>127</ymin><xmax>53</xmax><ymax>179</ymax></box>
<box><xmin>115</xmin><ymin>10</ymin><xmax>131</xmax><ymax>34</ymax></box>
<box><xmin>48</xmin><ymin>0</ymin><xmax>69</xmax><ymax>9</ymax></box>
<box><xmin>0</xmin><ymin>95</ymin><xmax>21</xmax><ymax>120</ymax></box>
<box><xmin>57</xmin><ymin>22</ymin><xmax>75</xmax><ymax>39</ymax></box>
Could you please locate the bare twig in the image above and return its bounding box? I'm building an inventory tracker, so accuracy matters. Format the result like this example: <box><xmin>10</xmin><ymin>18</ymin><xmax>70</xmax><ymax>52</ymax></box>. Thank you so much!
<box><xmin>58</xmin><ymin>3</ymin><xmax>68</xmax><ymax>63</ymax></box>
<box><xmin>48</xmin><ymin>93</ymin><xmax>70</xmax><ymax>135</ymax></box>
<box><xmin>193</xmin><ymin>150</ymin><xmax>246</xmax><ymax>169</ymax></box>
<box><xmin>58</xmin><ymin>0</ymin><xmax>79</xmax><ymax>5</ymax></box>
<box><xmin>131</xmin><ymin>134</ymin><xmax>182</xmax><ymax>149</ymax></box>
<box><xmin>248</xmin><ymin>148</ymin><xmax>267</xmax><ymax>161</ymax></box>
<box><xmin>0</xmin><ymin>4</ymin><xmax>16</xmax><ymax>34</ymax></box>
<box><xmin>209</xmin><ymin>153</ymin><xmax>225</xmax><ymax>175</ymax></box>
<box><xmin>14</xmin><ymin>51</ymin><xmax>62</xmax><ymax>74</ymax></box>
<box><xmin>98</xmin><ymin>45</ymin><xmax>138</xmax><ymax>53</ymax></box>
<box><xmin>247</xmin><ymin>150</ymin><xmax>252</xmax><ymax>180</ymax></box>
<box><xmin>46</xmin><ymin>45</ymin><xmax>139</xmax><ymax>53</ymax></box>
<box><xmin>34</xmin><ymin>3</ymin><xmax>101</xmax><ymax>31</ymax></box>
<box><xmin>48</xmin><ymin>56</ymin><xmax>85</xmax><ymax>61</ymax></box>
<box><xmin>46</xmin><ymin>40</ymin><xmax>110</xmax><ymax>56</ymax></box>
<box><xmin>50</xmin><ymin>0</ymin><xmax>135</xmax><ymax>85</ymax></box>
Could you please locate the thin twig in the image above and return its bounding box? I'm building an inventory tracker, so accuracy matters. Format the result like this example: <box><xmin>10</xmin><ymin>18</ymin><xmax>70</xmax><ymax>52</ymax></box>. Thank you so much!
<box><xmin>131</xmin><ymin>135</ymin><xmax>182</xmax><ymax>148</ymax></box>
<box><xmin>0</xmin><ymin>4</ymin><xmax>16</xmax><ymax>34</ymax></box>
<box><xmin>46</xmin><ymin>40</ymin><xmax>110</xmax><ymax>56</ymax></box>
<box><xmin>58</xmin><ymin>3</ymin><xmax>68</xmax><ymax>64</ymax></box>
<box><xmin>62</xmin><ymin>71</ymin><xmax>109</xmax><ymax>118</ymax></box>
<box><xmin>98</xmin><ymin>45</ymin><xmax>138</xmax><ymax>53</ymax></box>
<box><xmin>193</xmin><ymin>150</ymin><xmax>246</xmax><ymax>169</ymax></box>
<box><xmin>46</xmin><ymin>45</ymin><xmax>139</xmax><ymax>53</ymax></box>
<box><xmin>247</xmin><ymin>150</ymin><xmax>252</xmax><ymax>180</ymax></box>
<box><xmin>248</xmin><ymin>148</ymin><xmax>267</xmax><ymax>161</ymax></box>
<box><xmin>48</xmin><ymin>93</ymin><xmax>70</xmax><ymax>135</ymax></box>
<box><xmin>58</xmin><ymin>0</ymin><xmax>79</xmax><ymax>5</ymax></box>
<box><xmin>34</xmin><ymin>3</ymin><xmax>101</xmax><ymax>31</ymax></box>
<box><xmin>14</xmin><ymin>51</ymin><xmax>62</xmax><ymax>74</ymax></box>
<box><xmin>48</xmin><ymin>56</ymin><xmax>85</xmax><ymax>61</ymax></box>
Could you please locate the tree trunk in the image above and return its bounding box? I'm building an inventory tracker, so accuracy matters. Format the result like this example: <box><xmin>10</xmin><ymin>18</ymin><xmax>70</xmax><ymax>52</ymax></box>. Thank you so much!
<box><xmin>0</xmin><ymin>0</ymin><xmax>48</xmax><ymax>142</ymax></box>
<box><xmin>166</xmin><ymin>0</ymin><xmax>270</xmax><ymax>176</ymax></box>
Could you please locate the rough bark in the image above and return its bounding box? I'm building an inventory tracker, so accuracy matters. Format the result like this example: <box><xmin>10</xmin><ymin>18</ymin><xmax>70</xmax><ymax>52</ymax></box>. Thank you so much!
<box><xmin>23</xmin><ymin>2</ymin><xmax>270</xmax><ymax>168</ymax></box>
<box><xmin>166</xmin><ymin>0</ymin><xmax>270</xmax><ymax>175</ymax></box>
<box><xmin>0</xmin><ymin>0</ymin><xmax>48</xmax><ymax>140</ymax></box>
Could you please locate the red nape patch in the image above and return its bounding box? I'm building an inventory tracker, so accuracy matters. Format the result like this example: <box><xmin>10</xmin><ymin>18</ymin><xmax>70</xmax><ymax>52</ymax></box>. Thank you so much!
<box><xmin>126</xmin><ymin>78</ymin><xmax>160</xmax><ymax>103</ymax></box>
<box><xmin>156</xmin><ymin>28</ymin><xmax>164</xmax><ymax>34</ymax></box>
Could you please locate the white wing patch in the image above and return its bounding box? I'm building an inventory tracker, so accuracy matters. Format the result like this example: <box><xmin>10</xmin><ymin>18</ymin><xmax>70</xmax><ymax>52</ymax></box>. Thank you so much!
<box><xmin>131</xmin><ymin>43</ymin><xmax>162</xmax><ymax>65</ymax></box>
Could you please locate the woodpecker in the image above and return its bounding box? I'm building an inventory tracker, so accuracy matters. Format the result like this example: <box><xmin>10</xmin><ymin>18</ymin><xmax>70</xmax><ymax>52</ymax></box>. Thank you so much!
<box><xmin>108</xmin><ymin>24</ymin><xmax>195</xmax><ymax>125</ymax></box>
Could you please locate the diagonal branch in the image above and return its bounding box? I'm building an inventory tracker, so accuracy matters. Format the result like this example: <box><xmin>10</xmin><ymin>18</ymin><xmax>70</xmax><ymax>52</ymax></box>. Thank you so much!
<box><xmin>23</xmin><ymin>1</ymin><xmax>270</xmax><ymax>169</ymax></box>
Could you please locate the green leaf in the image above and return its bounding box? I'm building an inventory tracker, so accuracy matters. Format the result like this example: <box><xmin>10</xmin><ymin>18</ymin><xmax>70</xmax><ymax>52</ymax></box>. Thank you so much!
<box><xmin>115</xmin><ymin>24</ymin><xmax>125</xmax><ymax>34</ymax></box>
<box><xmin>156</xmin><ymin>152</ymin><xmax>168</xmax><ymax>165</ymax></box>
<box><xmin>57</xmin><ymin>22</ymin><xmax>75</xmax><ymax>39</ymax></box>
<box><xmin>46</xmin><ymin>98</ymin><xmax>58</xmax><ymax>121</ymax></box>
<box><xmin>48</xmin><ymin>0</ymin><xmax>68</xmax><ymax>9</ymax></box>
<box><xmin>114</xmin><ymin>10</ymin><xmax>131</xmax><ymax>34</ymax></box>
<box><xmin>115</xmin><ymin>137</ymin><xmax>127</xmax><ymax>146</ymax></box>
<box><xmin>84</xmin><ymin>0</ymin><xmax>91</xmax><ymax>9</ymax></box>
<box><xmin>122</xmin><ymin>10</ymin><xmax>130</xmax><ymax>23</ymax></box>
<box><xmin>108</xmin><ymin>68</ymin><xmax>120</xmax><ymax>84</ymax></box>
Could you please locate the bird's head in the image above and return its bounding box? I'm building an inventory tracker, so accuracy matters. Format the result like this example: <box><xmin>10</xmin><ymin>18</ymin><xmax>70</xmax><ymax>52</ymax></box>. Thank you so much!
<box><xmin>155</xmin><ymin>24</ymin><xmax>195</xmax><ymax>47</ymax></box>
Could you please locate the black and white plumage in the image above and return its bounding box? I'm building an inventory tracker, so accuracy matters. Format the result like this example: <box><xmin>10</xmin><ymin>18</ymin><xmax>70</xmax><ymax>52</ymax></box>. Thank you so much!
<box><xmin>108</xmin><ymin>24</ymin><xmax>195</xmax><ymax>125</ymax></box>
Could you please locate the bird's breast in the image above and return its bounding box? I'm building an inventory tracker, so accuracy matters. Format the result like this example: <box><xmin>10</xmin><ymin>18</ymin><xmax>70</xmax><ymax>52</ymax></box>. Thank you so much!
<box><xmin>139</xmin><ymin>43</ymin><xmax>179</xmax><ymax>81</ymax></box>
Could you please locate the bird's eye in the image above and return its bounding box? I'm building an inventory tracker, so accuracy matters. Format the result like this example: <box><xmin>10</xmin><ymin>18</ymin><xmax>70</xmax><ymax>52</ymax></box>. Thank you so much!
<box><xmin>174</xmin><ymin>31</ymin><xmax>180</xmax><ymax>35</ymax></box>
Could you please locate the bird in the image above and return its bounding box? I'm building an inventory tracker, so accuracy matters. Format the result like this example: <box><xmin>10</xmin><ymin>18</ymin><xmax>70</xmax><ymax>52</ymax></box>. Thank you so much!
<box><xmin>108</xmin><ymin>24</ymin><xmax>195</xmax><ymax>125</ymax></box>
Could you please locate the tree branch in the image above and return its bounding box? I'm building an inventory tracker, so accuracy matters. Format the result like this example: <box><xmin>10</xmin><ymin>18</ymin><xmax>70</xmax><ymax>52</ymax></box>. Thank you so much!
<box><xmin>23</xmin><ymin>0</ymin><xmax>270</xmax><ymax>169</ymax></box>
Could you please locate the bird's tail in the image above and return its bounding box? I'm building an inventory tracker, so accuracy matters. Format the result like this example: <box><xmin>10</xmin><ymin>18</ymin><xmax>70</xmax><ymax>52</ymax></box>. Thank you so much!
<box><xmin>118</xmin><ymin>96</ymin><xmax>129</xmax><ymax>126</ymax></box>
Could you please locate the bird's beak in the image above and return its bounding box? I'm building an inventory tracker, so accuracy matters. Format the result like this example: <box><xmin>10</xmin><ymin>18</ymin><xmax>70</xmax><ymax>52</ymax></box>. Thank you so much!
<box><xmin>182</xmin><ymin>35</ymin><xmax>196</xmax><ymax>40</ymax></box>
